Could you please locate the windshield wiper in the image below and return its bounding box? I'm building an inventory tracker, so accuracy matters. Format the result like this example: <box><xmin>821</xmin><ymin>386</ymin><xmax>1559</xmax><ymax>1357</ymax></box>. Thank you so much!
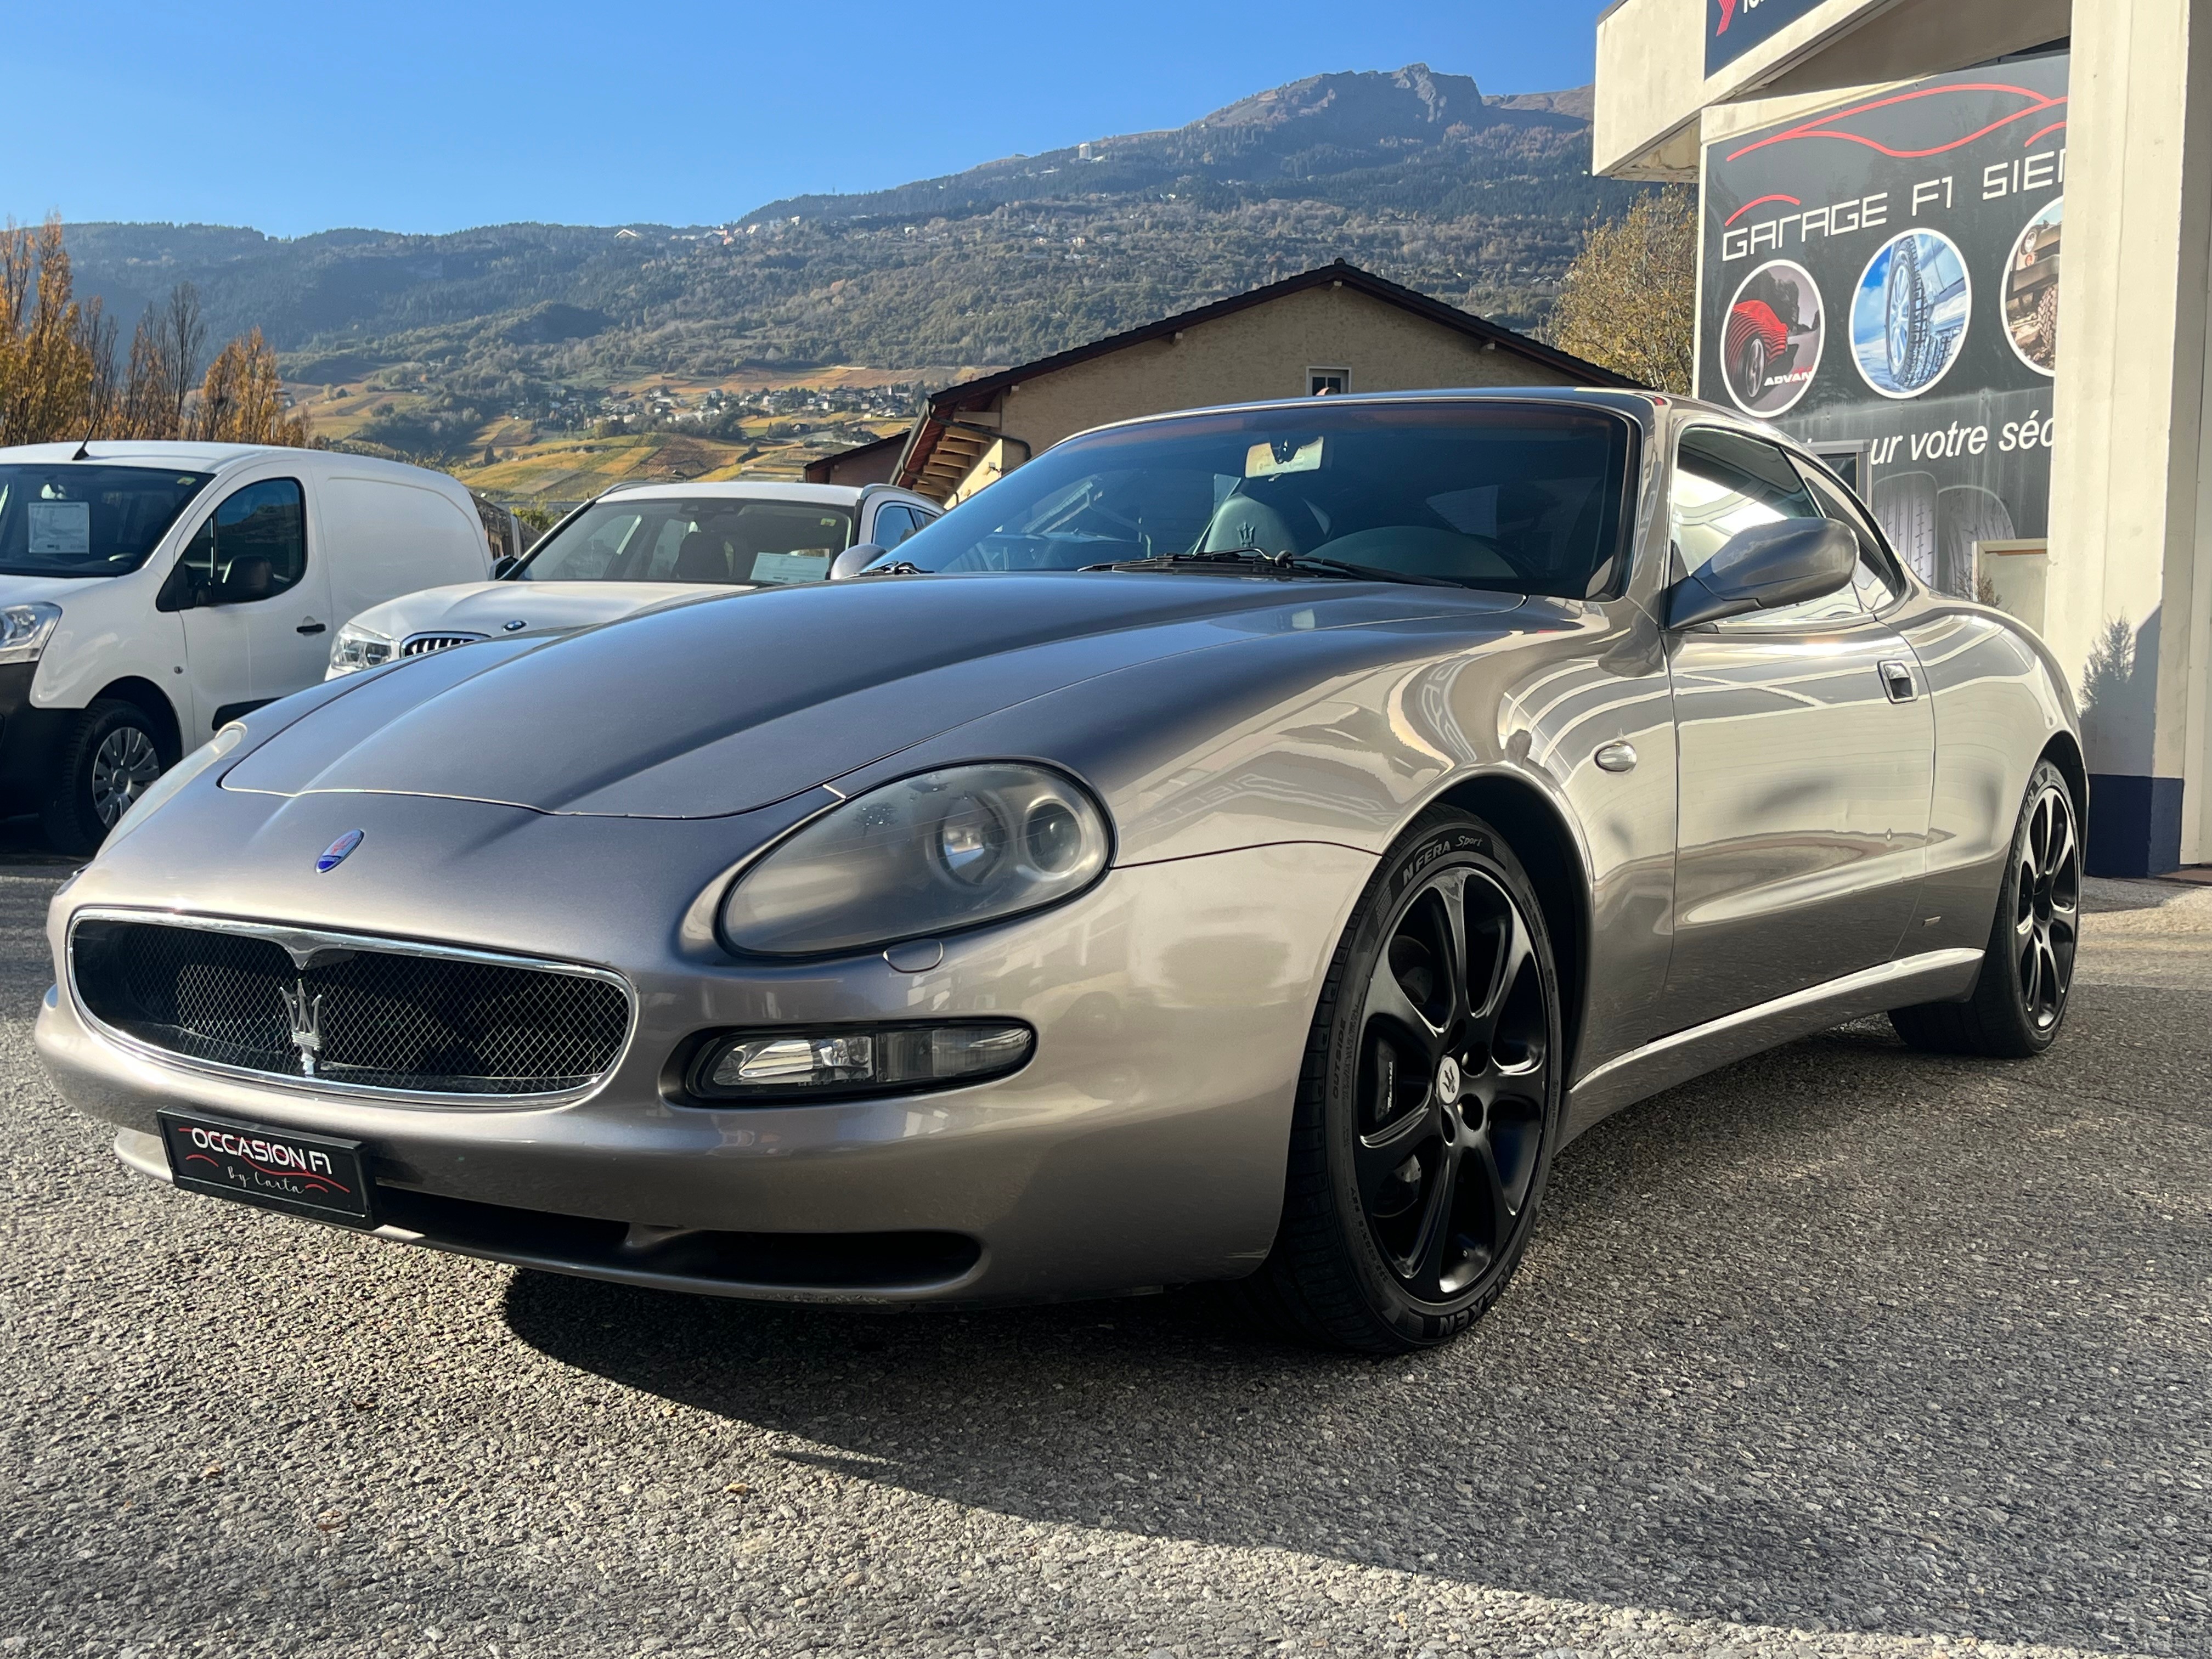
<box><xmin>1088</xmin><ymin>548</ymin><xmax>1470</xmax><ymax>588</ymax></box>
<box><xmin>852</xmin><ymin>559</ymin><xmax>925</xmax><ymax>577</ymax></box>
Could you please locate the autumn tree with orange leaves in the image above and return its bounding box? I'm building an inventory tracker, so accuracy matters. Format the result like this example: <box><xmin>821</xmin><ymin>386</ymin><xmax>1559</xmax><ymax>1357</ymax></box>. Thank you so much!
<box><xmin>0</xmin><ymin>216</ymin><xmax>309</xmax><ymax>447</ymax></box>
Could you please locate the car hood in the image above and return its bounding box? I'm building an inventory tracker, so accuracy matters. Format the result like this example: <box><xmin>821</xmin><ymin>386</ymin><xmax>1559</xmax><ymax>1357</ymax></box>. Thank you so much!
<box><xmin>0</xmin><ymin>572</ymin><xmax>114</xmax><ymax>607</ymax></box>
<box><xmin>350</xmin><ymin>579</ymin><xmax>751</xmax><ymax>642</ymax></box>
<box><xmin>225</xmin><ymin>573</ymin><xmax>1518</xmax><ymax>819</ymax></box>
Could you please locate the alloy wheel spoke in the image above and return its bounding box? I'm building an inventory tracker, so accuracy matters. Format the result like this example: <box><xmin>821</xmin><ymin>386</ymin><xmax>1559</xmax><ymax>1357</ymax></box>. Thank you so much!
<box><xmin>1355</xmin><ymin>1098</ymin><xmax>1440</xmax><ymax>1215</ymax></box>
<box><xmin>1366</xmin><ymin>950</ymin><xmax>1441</xmax><ymax>1051</ymax></box>
<box><xmin>1404</xmin><ymin>1132</ymin><xmax>1465</xmax><ymax>1297</ymax></box>
<box><xmin>1460</xmin><ymin>1128</ymin><xmax>1514</xmax><ymax>1257</ymax></box>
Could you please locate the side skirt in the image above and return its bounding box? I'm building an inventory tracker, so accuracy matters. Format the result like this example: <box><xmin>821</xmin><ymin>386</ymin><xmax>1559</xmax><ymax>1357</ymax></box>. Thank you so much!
<box><xmin>1561</xmin><ymin>947</ymin><xmax>1984</xmax><ymax>1141</ymax></box>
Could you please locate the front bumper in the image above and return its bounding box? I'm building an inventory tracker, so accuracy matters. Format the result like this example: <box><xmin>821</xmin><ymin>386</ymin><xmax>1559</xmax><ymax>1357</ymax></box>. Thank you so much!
<box><xmin>38</xmin><ymin>811</ymin><xmax>1373</xmax><ymax>1305</ymax></box>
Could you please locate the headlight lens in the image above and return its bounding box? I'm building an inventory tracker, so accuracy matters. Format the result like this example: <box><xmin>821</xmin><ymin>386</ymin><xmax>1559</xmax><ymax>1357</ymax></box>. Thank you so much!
<box><xmin>328</xmin><ymin>620</ymin><xmax>394</xmax><ymax>676</ymax></box>
<box><xmin>0</xmin><ymin>602</ymin><xmax>62</xmax><ymax>665</ymax></box>
<box><xmin>100</xmin><ymin>721</ymin><xmax>246</xmax><ymax>851</ymax></box>
<box><xmin>720</xmin><ymin>763</ymin><xmax>1111</xmax><ymax>956</ymax></box>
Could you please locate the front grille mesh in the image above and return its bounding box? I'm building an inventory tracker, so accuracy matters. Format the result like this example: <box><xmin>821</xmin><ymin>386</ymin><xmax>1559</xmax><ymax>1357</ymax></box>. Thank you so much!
<box><xmin>400</xmin><ymin>631</ymin><xmax>487</xmax><ymax>657</ymax></box>
<box><xmin>73</xmin><ymin>919</ymin><xmax>629</xmax><ymax>1096</ymax></box>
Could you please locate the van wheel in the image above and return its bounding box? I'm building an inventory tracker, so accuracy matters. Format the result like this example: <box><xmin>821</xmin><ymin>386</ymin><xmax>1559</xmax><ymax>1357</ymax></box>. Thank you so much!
<box><xmin>41</xmin><ymin>701</ymin><xmax>170</xmax><ymax>855</ymax></box>
<box><xmin>1238</xmin><ymin>808</ymin><xmax>1563</xmax><ymax>1353</ymax></box>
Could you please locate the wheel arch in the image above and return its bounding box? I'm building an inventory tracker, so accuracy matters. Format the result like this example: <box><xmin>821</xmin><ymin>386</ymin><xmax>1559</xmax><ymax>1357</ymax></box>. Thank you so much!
<box><xmin>1429</xmin><ymin>772</ymin><xmax>1594</xmax><ymax>1083</ymax></box>
<box><xmin>2039</xmin><ymin>729</ymin><xmax>2089</xmax><ymax>822</ymax></box>
<box><xmin>91</xmin><ymin>677</ymin><xmax>184</xmax><ymax>765</ymax></box>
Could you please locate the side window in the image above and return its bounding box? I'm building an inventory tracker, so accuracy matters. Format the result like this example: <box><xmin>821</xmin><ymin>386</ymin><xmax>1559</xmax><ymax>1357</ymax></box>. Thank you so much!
<box><xmin>871</xmin><ymin>504</ymin><xmax>916</xmax><ymax>547</ymax></box>
<box><xmin>1795</xmin><ymin>460</ymin><xmax>1905</xmax><ymax>611</ymax></box>
<box><xmin>174</xmin><ymin>478</ymin><xmax>306</xmax><ymax>602</ymax></box>
<box><xmin>1671</xmin><ymin>429</ymin><xmax>1861</xmax><ymax>625</ymax></box>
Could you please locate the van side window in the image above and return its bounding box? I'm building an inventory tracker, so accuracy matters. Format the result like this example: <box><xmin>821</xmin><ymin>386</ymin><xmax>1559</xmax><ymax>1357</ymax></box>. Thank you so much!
<box><xmin>174</xmin><ymin>479</ymin><xmax>307</xmax><ymax>602</ymax></box>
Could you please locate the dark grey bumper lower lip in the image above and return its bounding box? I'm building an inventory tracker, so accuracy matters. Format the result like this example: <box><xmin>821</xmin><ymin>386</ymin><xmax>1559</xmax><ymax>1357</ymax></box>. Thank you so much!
<box><xmin>115</xmin><ymin>1125</ymin><xmax>988</xmax><ymax>1304</ymax></box>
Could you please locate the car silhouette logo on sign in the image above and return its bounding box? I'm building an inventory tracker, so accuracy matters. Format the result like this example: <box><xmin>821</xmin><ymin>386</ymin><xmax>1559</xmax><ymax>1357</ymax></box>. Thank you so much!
<box><xmin>316</xmin><ymin>830</ymin><xmax>365</xmax><ymax>872</ymax></box>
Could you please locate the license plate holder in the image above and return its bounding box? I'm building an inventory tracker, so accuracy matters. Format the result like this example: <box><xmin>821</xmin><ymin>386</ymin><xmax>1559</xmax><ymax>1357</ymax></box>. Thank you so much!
<box><xmin>157</xmin><ymin>1109</ymin><xmax>376</xmax><ymax>1229</ymax></box>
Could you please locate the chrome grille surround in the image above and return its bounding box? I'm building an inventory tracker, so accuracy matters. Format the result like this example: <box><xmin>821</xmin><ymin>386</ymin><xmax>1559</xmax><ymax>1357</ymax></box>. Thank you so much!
<box><xmin>399</xmin><ymin>630</ymin><xmax>489</xmax><ymax>657</ymax></box>
<box><xmin>66</xmin><ymin>909</ymin><xmax>636</xmax><ymax>1107</ymax></box>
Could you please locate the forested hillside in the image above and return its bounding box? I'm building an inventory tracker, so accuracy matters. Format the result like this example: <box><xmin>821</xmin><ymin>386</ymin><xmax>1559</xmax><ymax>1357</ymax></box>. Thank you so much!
<box><xmin>63</xmin><ymin>64</ymin><xmax>1640</xmax><ymax>415</ymax></box>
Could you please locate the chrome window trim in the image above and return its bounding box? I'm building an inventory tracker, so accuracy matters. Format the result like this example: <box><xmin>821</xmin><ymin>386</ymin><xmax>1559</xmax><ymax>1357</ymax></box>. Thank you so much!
<box><xmin>64</xmin><ymin>906</ymin><xmax>639</xmax><ymax>1109</ymax></box>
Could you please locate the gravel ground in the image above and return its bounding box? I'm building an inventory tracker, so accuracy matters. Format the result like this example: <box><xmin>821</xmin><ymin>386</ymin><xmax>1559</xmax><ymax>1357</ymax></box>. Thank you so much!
<box><xmin>2</xmin><ymin>864</ymin><xmax>2207</xmax><ymax>1659</ymax></box>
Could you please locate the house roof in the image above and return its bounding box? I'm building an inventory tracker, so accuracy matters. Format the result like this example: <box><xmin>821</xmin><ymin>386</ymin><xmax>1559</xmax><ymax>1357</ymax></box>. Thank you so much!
<box><xmin>894</xmin><ymin>260</ymin><xmax>1641</xmax><ymax>495</ymax></box>
<box><xmin>800</xmin><ymin>429</ymin><xmax>905</xmax><ymax>484</ymax></box>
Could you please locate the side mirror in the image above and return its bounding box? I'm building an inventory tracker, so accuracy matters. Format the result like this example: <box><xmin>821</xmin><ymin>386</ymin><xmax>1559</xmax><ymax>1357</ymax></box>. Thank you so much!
<box><xmin>830</xmin><ymin>543</ymin><xmax>888</xmax><ymax>580</ymax></box>
<box><xmin>213</xmin><ymin>556</ymin><xmax>274</xmax><ymax>605</ymax></box>
<box><xmin>492</xmin><ymin>555</ymin><xmax>519</xmax><ymax>579</ymax></box>
<box><xmin>1664</xmin><ymin>519</ymin><xmax>1857</xmax><ymax>630</ymax></box>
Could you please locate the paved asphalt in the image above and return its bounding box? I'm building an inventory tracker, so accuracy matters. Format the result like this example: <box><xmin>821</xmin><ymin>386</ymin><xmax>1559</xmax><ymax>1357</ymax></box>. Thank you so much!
<box><xmin>1</xmin><ymin>859</ymin><xmax>2206</xmax><ymax>1659</ymax></box>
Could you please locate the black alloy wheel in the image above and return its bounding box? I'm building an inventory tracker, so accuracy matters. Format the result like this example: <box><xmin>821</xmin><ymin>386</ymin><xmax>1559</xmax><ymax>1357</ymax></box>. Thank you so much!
<box><xmin>1243</xmin><ymin>809</ymin><xmax>1562</xmax><ymax>1352</ymax></box>
<box><xmin>1892</xmin><ymin>758</ymin><xmax>2081</xmax><ymax>1057</ymax></box>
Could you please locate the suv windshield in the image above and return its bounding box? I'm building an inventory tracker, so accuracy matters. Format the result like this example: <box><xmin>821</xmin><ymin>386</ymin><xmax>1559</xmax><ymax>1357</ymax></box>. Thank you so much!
<box><xmin>874</xmin><ymin>402</ymin><xmax>1636</xmax><ymax>598</ymax></box>
<box><xmin>0</xmin><ymin>465</ymin><xmax>213</xmax><ymax>579</ymax></box>
<box><xmin>516</xmin><ymin>496</ymin><xmax>854</xmax><ymax>586</ymax></box>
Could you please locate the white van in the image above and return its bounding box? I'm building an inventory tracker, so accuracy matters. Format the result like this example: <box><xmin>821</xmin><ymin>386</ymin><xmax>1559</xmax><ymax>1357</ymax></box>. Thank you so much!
<box><xmin>0</xmin><ymin>441</ymin><xmax>493</xmax><ymax>851</ymax></box>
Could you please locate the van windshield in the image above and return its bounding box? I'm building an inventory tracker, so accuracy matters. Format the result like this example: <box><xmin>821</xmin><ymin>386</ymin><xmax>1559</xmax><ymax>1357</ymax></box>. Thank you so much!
<box><xmin>515</xmin><ymin>496</ymin><xmax>855</xmax><ymax>586</ymax></box>
<box><xmin>0</xmin><ymin>465</ymin><xmax>214</xmax><ymax>578</ymax></box>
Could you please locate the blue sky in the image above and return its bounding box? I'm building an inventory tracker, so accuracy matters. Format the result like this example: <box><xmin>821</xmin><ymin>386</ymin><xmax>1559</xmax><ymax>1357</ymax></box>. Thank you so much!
<box><xmin>16</xmin><ymin>1</ymin><xmax>1613</xmax><ymax>238</ymax></box>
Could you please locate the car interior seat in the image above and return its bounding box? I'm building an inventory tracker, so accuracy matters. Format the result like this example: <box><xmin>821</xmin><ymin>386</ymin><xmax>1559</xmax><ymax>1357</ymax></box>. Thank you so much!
<box><xmin>674</xmin><ymin>529</ymin><xmax>732</xmax><ymax>583</ymax></box>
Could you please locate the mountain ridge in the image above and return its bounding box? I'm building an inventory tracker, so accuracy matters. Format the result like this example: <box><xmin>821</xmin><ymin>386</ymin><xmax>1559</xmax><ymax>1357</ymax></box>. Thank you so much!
<box><xmin>57</xmin><ymin>64</ymin><xmax>1639</xmax><ymax>458</ymax></box>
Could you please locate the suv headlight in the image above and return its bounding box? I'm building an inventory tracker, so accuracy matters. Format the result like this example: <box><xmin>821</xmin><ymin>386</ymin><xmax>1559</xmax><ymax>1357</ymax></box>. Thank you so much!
<box><xmin>0</xmin><ymin>602</ymin><xmax>62</xmax><ymax>665</ymax></box>
<box><xmin>328</xmin><ymin>620</ymin><xmax>395</xmax><ymax>676</ymax></box>
<box><xmin>720</xmin><ymin>764</ymin><xmax>1112</xmax><ymax>956</ymax></box>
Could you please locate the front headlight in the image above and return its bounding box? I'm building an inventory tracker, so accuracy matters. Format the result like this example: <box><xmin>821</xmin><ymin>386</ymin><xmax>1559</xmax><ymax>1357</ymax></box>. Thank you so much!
<box><xmin>0</xmin><ymin>602</ymin><xmax>62</xmax><ymax>665</ymax></box>
<box><xmin>100</xmin><ymin>721</ymin><xmax>246</xmax><ymax>851</ymax></box>
<box><xmin>720</xmin><ymin>763</ymin><xmax>1112</xmax><ymax>956</ymax></box>
<box><xmin>327</xmin><ymin>620</ymin><xmax>394</xmax><ymax>677</ymax></box>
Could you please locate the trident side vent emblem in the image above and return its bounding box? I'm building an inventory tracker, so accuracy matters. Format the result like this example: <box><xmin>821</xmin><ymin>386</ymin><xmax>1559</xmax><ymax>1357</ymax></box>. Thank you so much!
<box><xmin>279</xmin><ymin>979</ymin><xmax>325</xmax><ymax>1077</ymax></box>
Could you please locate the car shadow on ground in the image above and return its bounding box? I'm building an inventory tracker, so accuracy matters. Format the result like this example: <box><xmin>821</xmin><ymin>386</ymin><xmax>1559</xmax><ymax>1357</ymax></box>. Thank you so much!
<box><xmin>504</xmin><ymin>1003</ymin><xmax>2208</xmax><ymax>1655</ymax></box>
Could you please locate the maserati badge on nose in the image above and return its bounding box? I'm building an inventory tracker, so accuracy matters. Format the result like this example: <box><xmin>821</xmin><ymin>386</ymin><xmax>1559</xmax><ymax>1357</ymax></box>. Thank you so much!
<box><xmin>316</xmin><ymin>830</ymin><xmax>366</xmax><ymax>872</ymax></box>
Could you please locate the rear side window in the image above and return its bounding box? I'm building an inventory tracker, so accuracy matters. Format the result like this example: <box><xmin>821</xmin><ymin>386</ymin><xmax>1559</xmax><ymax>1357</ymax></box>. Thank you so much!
<box><xmin>1671</xmin><ymin>428</ymin><xmax>1861</xmax><ymax>625</ymax></box>
<box><xmin>1793</xmin><ymin>458</ymin><xmax>1906</xmax><ymax>611</ymax></box>
<box><xmin>174</xmin><ymin>478</ymin><xmax>307</xmax><ymax>601</ymax></box>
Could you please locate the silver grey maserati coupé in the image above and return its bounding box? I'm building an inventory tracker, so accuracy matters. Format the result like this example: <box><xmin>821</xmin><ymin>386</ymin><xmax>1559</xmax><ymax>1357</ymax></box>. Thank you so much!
<box><xmin>37</xmin><ymin>390</ymin><xmax>2084</xmax><ymax>1352</ymax></box>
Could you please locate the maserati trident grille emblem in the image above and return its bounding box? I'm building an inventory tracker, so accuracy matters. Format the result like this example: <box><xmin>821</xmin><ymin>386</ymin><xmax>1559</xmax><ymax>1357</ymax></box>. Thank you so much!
<box><xmin>279</xmin><ymin>979</ymin><xmax>325</xmax><ymax>1077</ymax></box>
<box><xmin>317</xmin><ymin>829</ymin><xmax>365</xmax><ymax>872</ymax></box>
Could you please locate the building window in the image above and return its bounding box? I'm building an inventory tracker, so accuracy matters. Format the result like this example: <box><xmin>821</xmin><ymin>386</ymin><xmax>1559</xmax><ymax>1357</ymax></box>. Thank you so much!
<box><xmin>1308</xmin><ymin>368</ymin><xmax>1350</xmax><ymax>397</ymax></box>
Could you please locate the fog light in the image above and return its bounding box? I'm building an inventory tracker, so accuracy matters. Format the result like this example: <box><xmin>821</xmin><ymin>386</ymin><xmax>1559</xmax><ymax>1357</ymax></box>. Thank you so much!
<box><xmin>690</xmin><ymin>1023</ymin><xmax>1033</xmax><ymax>1101</ymax></box>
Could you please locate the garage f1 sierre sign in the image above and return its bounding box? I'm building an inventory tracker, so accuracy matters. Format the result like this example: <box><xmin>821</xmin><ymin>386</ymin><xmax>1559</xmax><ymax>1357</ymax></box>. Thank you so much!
<box><xmin>1696</xmin><ymin>50</ymin><xmax>2069</xmax><ymax>596</ymax></box>
<box><xmin>1707</xmin><ymin>0</ymin><xmax>1825</xmax><ymax>76</ymax></box>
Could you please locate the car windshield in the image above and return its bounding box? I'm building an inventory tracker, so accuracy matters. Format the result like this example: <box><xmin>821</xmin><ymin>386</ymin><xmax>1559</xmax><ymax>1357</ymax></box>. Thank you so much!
<box><xmin>515</xmin><ymin>496</ymin><xmax>854</xmax><ymax>586</ymax></box>
<box><xmin>0</xmin><ymin>464</ymin><xmax>213</xmax><ymax>578</ymax></box>
<box><xmin>874</xmin><ymin>402</ymin><xmax>1637</xmax><ymax>598</ymax></box>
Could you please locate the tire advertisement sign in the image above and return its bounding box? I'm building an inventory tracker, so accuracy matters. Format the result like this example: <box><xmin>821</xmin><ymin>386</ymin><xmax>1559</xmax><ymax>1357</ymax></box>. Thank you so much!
<box><xmin>1697</xmin><ymin>53</ymin><xmax>2067</xmax><ymax>595</ymax></box>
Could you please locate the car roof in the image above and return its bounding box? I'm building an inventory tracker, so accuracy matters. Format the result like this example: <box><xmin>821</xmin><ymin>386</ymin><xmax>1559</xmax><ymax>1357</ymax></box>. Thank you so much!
<box><xmin>0</xmin><ymin>439</ymin><xmax>311</xmax><ymax>472</ymax></box>
<box><xmin>1069</xmin><ymin>384</ymin><xmax>1672</xmax><ymax>443</ymax></box>
<box><xmin>597</xmin><ymin>479</ymin><xmax>879</xmax><ymax>506</ymax></box>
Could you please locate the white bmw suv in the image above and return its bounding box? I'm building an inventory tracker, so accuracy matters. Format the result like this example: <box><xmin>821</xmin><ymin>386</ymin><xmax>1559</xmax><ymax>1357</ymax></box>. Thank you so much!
<box><xmin>328</xmin><ymin>479</ymin><xmax>940</xmax><ymax>676</ymax></box>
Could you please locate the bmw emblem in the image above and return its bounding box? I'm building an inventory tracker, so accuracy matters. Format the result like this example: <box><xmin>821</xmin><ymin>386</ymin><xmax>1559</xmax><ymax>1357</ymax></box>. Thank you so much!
<box><xmin>316</xmin><ymin>830</ymin><xmax>366</xmax><ymax>873</ymax></box>
<box><xmin>501</xmin><ymin>619</ymin><xmax>529</xmax><ymax>632</ymax></box>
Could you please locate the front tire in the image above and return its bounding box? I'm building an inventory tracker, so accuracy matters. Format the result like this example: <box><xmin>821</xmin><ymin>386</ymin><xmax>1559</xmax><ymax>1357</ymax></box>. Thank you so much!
<box><xmin>40</xmin><ymin>700</ymin><xmax>170</xmax><ymax>855</ymax></box>
<box><xmin>1891</xmin><ymin>758</ymin><xmax>2081</xmax><ymax>1057</ymax></box>
<box><xmin>1240</xmin><ymin>809</ymin><xmax>1564</xmax><ymax>1353</ymax></box>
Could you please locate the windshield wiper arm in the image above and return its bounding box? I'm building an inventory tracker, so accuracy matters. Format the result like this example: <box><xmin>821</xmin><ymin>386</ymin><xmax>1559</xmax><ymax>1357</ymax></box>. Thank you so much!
<box><xmin>1090</xmin><ymin>548</ymin><xmax>1469</xmax><ymax>588</ymax></box>
<box><xmin>1274</xmin><ymin>555</ymin><xmax>1470</xmax><ymax>589</ymax></box>
<box><xmin>852</xmin><ymin>559</ymin><xmax>925</xmax><ymax>577</ymax></box>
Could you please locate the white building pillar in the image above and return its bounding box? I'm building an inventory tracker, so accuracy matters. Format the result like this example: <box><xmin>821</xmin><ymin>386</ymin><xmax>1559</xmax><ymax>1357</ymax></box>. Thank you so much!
<box><xmin>2043</xmin><ymin>0</ymin><xmax>2212</xmax><ymax>871</ymax></box>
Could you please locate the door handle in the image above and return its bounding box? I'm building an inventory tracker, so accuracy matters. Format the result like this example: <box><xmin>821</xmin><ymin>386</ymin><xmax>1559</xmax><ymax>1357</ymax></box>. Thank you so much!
<box><xmin>296</xmin><ymin>621</ymin><xmax>326</xmax><ymax>636</ymax></box>
<box><xmin>1878</xmin><ymin>659</ymin><xmax>1917</xmax><ymax>702</ymax></box>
